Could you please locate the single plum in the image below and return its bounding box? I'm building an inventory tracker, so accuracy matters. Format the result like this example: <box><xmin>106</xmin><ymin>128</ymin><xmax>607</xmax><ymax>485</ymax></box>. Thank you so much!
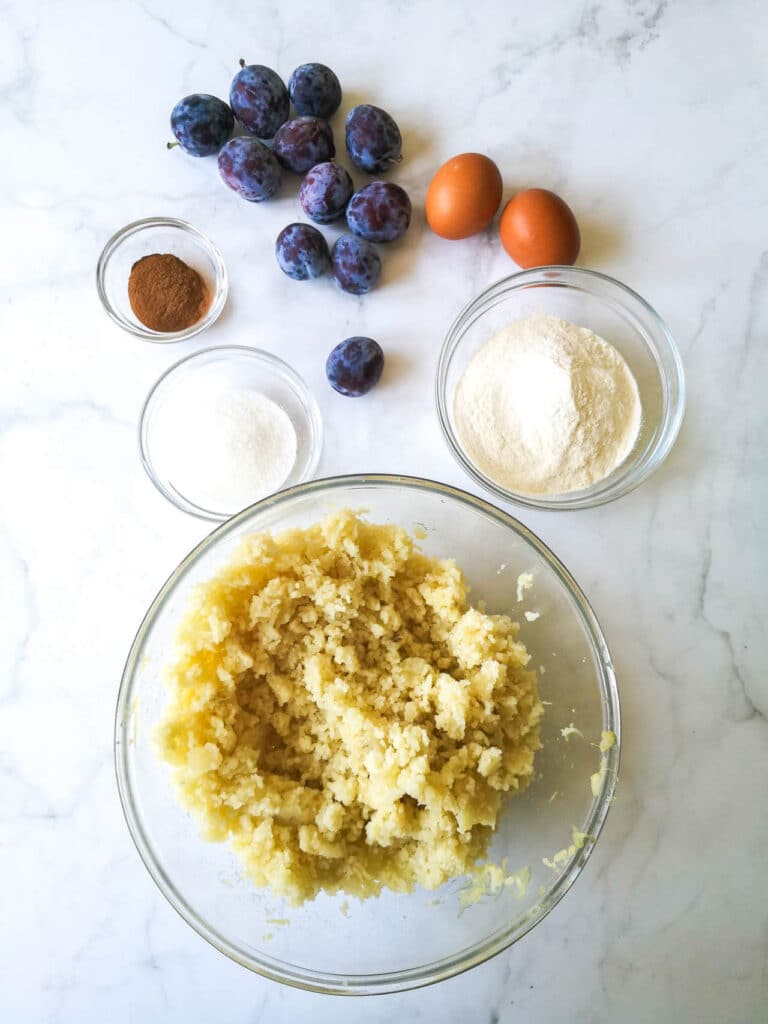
<box><xmin>218</xmin><ymin>137</ymin><xmax>282</xmax><ymax>201</ymax></box>
<box><xmin>326</xmin><ymin>337</ymin><xmax>384</xmax><ymax>396</ymax></box>
<box><xmin>170</xmin><ymin>94</ymin><xmax>234</xmax><ymax>156</ymax></box>
<box><xmin>275</xmin><ymin>223</ymin><xmax>331</xmax><ymax>280</ymax></box>
<box><xmin>229</xmin><ymin>62</ymin><xmax>289</xmax><ymax>139</ymax></box>
<box><xmin>345</xmin><ymin>104</ymin><xmax>402</xmax><ymax>173</ymax></box>
<box><xmin>273</xmin><ymin>116</ymin><xmax>335</xmax><ymax>174</ymax></box>
<box><xmin>299</xmin><ymin>161</ymin><xmax>353</xmax><ymax>223</ymax></box>
<box><xmin>331</xmin><ymin>235</ymin><xmax>382</xmax><ymax>295</ymax></box>
<box><xmin>346</xmin><ymin>181</ymin><xmax>412</xmax><ymax>242</ymax></box>
<box><xmin>288</xmin><ymin>63</ymin><xmax>342</xmax><ymax>119</ymax></box>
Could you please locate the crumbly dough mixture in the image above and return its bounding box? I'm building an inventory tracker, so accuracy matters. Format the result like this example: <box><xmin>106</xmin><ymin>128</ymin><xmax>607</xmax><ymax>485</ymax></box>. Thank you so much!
<box><xmin>158</xmin><ymin>510</ymin><xmax>543</xmax><ymax>905</ymax></box>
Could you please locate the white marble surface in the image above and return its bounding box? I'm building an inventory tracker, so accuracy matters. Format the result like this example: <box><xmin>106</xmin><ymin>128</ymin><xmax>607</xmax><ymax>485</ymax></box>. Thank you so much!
<box><xmin>2</xmin><ymin>1</ymin><xmax>766</xmax><ymax>1020</ymax></box>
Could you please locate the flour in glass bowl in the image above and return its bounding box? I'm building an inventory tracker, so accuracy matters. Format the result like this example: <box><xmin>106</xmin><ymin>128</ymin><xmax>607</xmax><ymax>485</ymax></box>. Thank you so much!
<box><xmin>453</xmin><ymin>314</ymin><xmax>642</xmax><ymax>495</ymax></box>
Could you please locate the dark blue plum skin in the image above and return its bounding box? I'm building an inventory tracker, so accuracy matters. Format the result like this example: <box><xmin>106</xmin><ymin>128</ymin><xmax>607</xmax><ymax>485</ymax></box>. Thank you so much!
<box><xmin>229</xmin><ymin>63</ymin><xmax>289</xmax><ymax>139</ymax></box>
<box><xmin>273</xmin><ymin>116</ymin><xmax>334</xmax><ymax>174</ymax></box>
<box><xmin>331</xmin><ymin>235</ymin><xmax>382</xmax><ymax>295</ymax></box>
<box><xmin>288</xmin><ymin>63</ymin><xmax>342</xmax><ymax>119</ymax></box>
<box><xmin>218</xmin><ymin>137</ymin><xmax>282</xmax><ymax>201</ymax></box>
<box><xmin>275</xmin><ymin>223</ymin><xmax>331</xmax><ymax>280</ymax></box>
<box><xmin>345</xmin><ymin>105</ymin><xmax>402</xmax><ymax>173</ymax></box>
<box><xmin>346</xmin><ymin>181</ymin><xmax>412</xmax><ymax>242</ymax></box>
<box><xmin>299</xmin><ymin>162</ymin><xmax>353</xmax><ymax>223</ymax></box>
<box><xmin>326</xmin><ymin>337</ymin><xmax>384</xmax><ymax>396</ymax></box>
<box><xmin>170</xmin><ymin>94</ymin><xmax>234</xmax><ymax>157</ymax></box>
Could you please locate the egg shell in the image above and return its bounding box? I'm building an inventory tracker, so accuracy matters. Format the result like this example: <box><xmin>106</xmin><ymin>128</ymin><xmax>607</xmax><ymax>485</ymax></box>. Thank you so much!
<box><xmin>426</xmin><ymin>153</ymin><xmax>503</xmax><ymax>240</ymax></box>
<box><xmin>499</xmin><ymin>189</ymin><xmax>580</xmax><ymax>268</ymax></box>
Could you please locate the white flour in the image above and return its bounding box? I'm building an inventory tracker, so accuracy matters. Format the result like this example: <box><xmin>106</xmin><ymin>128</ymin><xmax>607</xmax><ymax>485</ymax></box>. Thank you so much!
<box><xmin>454</xmin><ymin>314</ymin><xmax>641</xmax><ymax>495</ymax></box>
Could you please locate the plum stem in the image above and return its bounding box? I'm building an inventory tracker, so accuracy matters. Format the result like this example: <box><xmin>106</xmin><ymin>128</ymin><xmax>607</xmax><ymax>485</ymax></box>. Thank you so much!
<box><xmin>239</xmin><ymin>58</ymin><xmax>246</xmax><ymax>69</ymax></box>
<box><xmin>166</xmin><ymin>141</ymin><xmax>180</xmax><ymax>150</ymax></box>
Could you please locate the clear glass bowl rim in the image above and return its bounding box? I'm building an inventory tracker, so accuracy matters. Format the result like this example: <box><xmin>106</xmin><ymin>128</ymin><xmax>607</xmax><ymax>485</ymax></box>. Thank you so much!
<box><xmin>95</xmin><ymin>216</ymin><xmax>228</xmax><ymax>343</ymax></box>
<box><xmin>138</xmin><ymin>345</ymin><xmax>323</xmax><ymax>522</ymax></box>
<box><xmin>114</xmin><ymin>473</ymin><xmax>621</xmax><ymax>995</ymax></box>
<box><xmin>435</xmin><ymin>265</ymin><xmax>686</xmax><ymax>510</ymax></box>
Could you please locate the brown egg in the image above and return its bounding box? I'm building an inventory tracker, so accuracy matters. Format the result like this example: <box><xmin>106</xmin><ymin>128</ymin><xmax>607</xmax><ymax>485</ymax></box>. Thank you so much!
<box><xmin>426</xmin><ymin>153</ymin><xmax>503</xmax><ymax>240</ymax></box>
<box><xmin>499</xmin><ymin>189</ymin><xmax>580</xmax><ymax>268</ymax></box>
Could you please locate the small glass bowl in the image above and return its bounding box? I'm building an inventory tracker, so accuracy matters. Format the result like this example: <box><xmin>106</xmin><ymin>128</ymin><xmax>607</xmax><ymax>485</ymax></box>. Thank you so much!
<box><xmin>96</xmin><ymin>217</ymin><xmax>228</xmax><ymax>342</ymax></box>
<box><xmin>139</xmin><ymin>346</ymin><xmax>322</xmax><ymax>520</ymax></box>
<box><xmin>436</xmin><ymin>267</ymin><xmax>686</xmax><ymax>510</ymax></box>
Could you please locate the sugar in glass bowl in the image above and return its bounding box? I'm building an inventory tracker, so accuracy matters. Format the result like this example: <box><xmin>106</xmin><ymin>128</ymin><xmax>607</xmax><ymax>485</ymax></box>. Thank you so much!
<box><xmin>436</xmin><ymin>267</ymin><xmax>685</xmax><ymax>510</ymax></box>
<box><xmin>96</xmin><ymin>217</ymin><xmax>228</xmax><ymax>342</ymax></box>
<box><xmin>139</xmin><ymin>346</ymin><xmax>323</xmax><ymax>521</ymax></box>
<box><xmin>115</xmin><ymin>475</ymin><xmax>620</xmax><ymax>994</ymax></box>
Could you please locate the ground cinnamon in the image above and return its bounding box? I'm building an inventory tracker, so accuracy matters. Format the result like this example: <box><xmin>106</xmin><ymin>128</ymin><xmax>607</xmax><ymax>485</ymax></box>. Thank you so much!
<box><xmin>128</xmin><ymin>253</ymin><xmax>209</xmax><ymax>332</ymax></box>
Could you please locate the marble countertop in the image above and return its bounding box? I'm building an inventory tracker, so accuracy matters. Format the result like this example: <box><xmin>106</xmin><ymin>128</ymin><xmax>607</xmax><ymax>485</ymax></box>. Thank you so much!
<box><xmin>2</xmin><ymin>1</ymin><xmax>766</xmax><ymax>1021</ymax></box>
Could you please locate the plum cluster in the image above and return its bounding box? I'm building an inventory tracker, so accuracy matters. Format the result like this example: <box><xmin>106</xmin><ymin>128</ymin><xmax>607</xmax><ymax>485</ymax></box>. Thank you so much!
<box><xmin>168</xmin><ymin>62</ymin><xmax>410</xmax><ymax>395</ymax></box>
<box><xmin>281</xmin><ymin>173</ymin><xmax>411</xmax><ymax>294</ymax></box>
<box><xmin>169</xmin><ymin>62</ymin><xmax>410</xmax><ymax>299</ymax></box>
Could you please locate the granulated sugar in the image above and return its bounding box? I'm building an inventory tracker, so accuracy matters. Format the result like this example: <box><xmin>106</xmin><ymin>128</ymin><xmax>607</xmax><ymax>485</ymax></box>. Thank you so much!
<box><xmin>152</xmin><ymin>378</ymin><xmax>297</xmax><ymax>513</ymax></box>
<box><xmin>454</xmin><ymin>314</ymin><xmax>641</xmax><ymax>496</ymax></box>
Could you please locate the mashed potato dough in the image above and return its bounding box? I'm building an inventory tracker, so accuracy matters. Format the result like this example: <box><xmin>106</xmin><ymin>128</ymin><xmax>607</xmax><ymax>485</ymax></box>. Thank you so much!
<box><xmin>159</xmin><ymin>510</ymin><xmax>543</xmax><ymax>904</ymax></box>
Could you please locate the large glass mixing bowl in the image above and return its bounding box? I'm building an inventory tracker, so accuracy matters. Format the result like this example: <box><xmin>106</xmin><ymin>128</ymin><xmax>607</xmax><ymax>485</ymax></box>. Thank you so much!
<box><xmin>115</xmin><ymin>475</ymin><xmax>620</xmax><ymax>994</ymax></box>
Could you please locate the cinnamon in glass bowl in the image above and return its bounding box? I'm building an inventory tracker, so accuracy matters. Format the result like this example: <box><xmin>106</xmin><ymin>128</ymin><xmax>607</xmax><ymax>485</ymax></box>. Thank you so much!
<box><xmin>128</xmin><ymin>253</ymin><xmax>210</xmax><ymax>332</ymax></box>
